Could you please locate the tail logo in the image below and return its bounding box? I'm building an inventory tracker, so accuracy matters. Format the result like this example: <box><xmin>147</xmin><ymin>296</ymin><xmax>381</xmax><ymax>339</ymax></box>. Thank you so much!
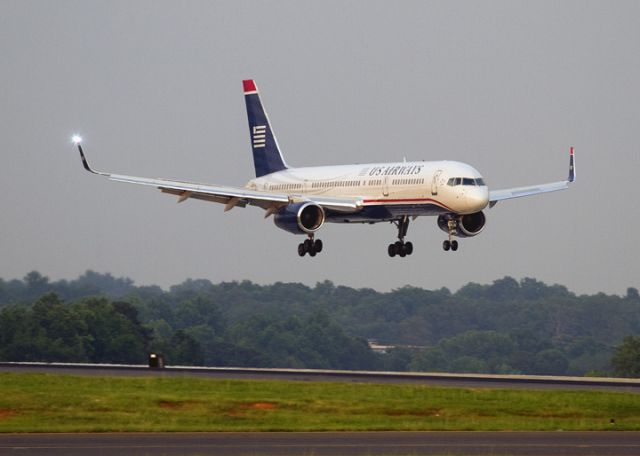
<box><xmin>253</xmin><ymin>125</ymin><xmax>266</xmax><ymax>149</ymax></box>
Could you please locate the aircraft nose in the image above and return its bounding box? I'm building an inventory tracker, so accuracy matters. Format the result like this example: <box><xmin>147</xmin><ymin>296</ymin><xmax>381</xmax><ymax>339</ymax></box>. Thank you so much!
<box><xmin>466</xmin><ymin>186</ymin><xmax>489</xmax><ymax>211</ymax></box>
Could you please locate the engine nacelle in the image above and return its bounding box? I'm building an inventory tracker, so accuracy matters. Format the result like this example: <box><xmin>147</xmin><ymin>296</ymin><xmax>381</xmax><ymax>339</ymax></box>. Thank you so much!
<box><xmin>437</xmin><ymin>211</ymin><xmax>486</xmax><ymax>238</ymax></box>
<box><xmin>274</xmin><ymin>202</ymin><xmax>325</xmax><ymax>235</ymax></box>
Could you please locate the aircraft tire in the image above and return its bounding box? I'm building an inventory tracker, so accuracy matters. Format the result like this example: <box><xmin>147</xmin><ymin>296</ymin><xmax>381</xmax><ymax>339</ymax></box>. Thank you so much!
<box><xmin>304</xmin><ymin>239</ymin><xmax>313</xmax><ymax>251</ymax></box>
<box><xmin>443</xmin><ymin>240</ymin><xmax>451</xmax><ymax>251</ymax></box>
<box><xmin>451</xmin><ymin>240</ymin><xmax>459</xmax><ymax>251</ymax></box>
<box><xmin>314</xmin><ymin>239</ymin><xmax>323</xmax><ymax>253</ymax></box>
<box><xmin>405</xmin><ymin>242</ymin><xmax>413</xmax><ymax>255</ymax></box>
<box><xmin>298</xmin><ymin>243</ymin><xmax>306</xmax><ymax>256</ymax></box>
<box><xmin>388</xmin><ymin>244</ymin><xmax>396</xmax><ymax>257</ymax></box>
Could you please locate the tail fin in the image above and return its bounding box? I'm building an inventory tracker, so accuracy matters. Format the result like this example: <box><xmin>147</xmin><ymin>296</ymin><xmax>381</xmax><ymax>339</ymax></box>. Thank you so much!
<box><xmin>243</xmin><ymin>80</ymin><xmax>288</xmax><ymax>177</ymax></box>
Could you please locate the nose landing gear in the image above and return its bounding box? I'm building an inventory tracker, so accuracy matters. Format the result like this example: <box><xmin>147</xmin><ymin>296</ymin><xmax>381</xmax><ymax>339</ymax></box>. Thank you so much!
<box><xmin>298</xmin><ymin>235</ymin><xmax>323</xmax><ymax>257</ymax></box>
<box><xmin>388</xmin><ymin>216</ymin><xmax>414</xmax><ymax>258</ymax></box>
<box><xmin>442</xmin><ymin>239</ymin><xmax>458</xmax><ymax>251</ymax></box>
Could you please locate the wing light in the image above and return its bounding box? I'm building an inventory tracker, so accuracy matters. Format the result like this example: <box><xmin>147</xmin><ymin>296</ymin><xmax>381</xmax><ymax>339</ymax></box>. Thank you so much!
<box><xmin>71</xmin><ymin>135</ymin><xmax>83</xmax><ymax>145</ymax></box>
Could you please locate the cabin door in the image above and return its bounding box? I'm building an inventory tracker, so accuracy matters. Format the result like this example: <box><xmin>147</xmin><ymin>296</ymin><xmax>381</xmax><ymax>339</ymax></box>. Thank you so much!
<box><xmin>431</xmin><ymin>170</ymin><xmax>443</xmax><ymax>196</ymax></box>
<box><xmin>383</xmin><ymin>176</ymin><xmax>390</xmax><ymax>197</ymax></box>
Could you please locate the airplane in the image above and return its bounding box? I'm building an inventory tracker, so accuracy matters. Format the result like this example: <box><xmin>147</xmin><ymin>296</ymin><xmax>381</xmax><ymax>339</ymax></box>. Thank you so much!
<box><xmin>73</xmin><ymin>79</ymin><xmax>576</xmax><ymax>258</ymax></box>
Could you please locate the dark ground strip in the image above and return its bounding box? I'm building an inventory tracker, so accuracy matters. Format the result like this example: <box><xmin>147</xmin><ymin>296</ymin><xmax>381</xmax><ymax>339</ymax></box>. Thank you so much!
<box><xmin>2</xmin><ymin>432</ymin><xmax>640</xmax><ymax>456</ymax></box>
<box><xmin>1</xmin><ymin>363</ymin><xmax>639</xmax><ymax>393</ymax></box>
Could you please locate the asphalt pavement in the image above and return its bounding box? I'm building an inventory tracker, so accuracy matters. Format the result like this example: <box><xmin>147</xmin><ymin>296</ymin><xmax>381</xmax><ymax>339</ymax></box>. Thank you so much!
<box><xmin>1</xmin><ymin>362</ymin><xmax>640</xmax><ymax>392</ymax></box>
<box><xmin>2</xmin><ymin>431</ymin><xmax>640</xmax><ymax>456</ymax></box>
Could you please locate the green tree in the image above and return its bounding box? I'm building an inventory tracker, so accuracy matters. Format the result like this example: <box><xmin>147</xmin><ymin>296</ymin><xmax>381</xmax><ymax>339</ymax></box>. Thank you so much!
<box><xmin>0</xmin><ymin>293</ymin><xmax>89</xmax><ymax>362</ymax></box>
<box><xmin>24</xmin><ymin>271</ymin><xmax>50</xmax><ymax>300</ymax></box>
<box><xmin>75</xmin><ymin>297</ymin><xmax>150</xmax><ymax>363</ymax></box>
<box><xmin>382</xmin><ymin>347</ymin><xmax>413</xmax><ymax>371</ymax></box>
<box><xmin>532</xmin><ymin>349</ymin><xmax>569</xmax><ymax>375</ymax></box>
<box><xmin>438</xmin><ymin>330</ymin><xmax>515</xmax><ymax>373</ymax></box>
<box><xmin>612</xmin><ymin>336</ymin><xmax>640</xmax><ymax>377</ymax></box>
<box><xmin>450</xmin><ymin>356</ymin><xmax>488</xmax><ymax>373</ymax></box>
<box><xmin>169</xmin><ymin>330</ymin><xmax>204</xmax><ymax>366</ymax></box>
<box><xmin>410</xmin><ymin>347</ymin><xmax>448</xmax><ymax>372</ymax></box>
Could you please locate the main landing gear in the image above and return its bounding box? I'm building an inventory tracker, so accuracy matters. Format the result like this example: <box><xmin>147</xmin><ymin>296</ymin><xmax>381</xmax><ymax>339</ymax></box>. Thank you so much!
<box><xmin>388</xmin><ymin>216</ymin><xmax>414</xmax><ymax>258</ymax></box>
<box><xmin>442</xmin><ymin>239</ymin><xmax>458</xmax><ymax>251</ymax></box>
<box><xmin>298</xmin><ymin>235</ymin><xmax>323</xmax><ymax>257</ymax></box>
<box><xmin>443</xmin><ymin>219</ymin><xmax>459</xmax><ymax>252</ymax></box>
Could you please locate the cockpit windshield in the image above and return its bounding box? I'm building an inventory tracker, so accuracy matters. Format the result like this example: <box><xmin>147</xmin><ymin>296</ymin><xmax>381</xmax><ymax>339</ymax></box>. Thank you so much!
<box><xmin>447</xmin><ymin>177</ymin><xmax>486</xmax><ymax>187</ymax></box>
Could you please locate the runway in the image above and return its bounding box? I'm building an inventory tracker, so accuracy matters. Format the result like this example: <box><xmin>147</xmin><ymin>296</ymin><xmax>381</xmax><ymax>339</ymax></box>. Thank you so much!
<box><xmin>1</xmin><ymin>362</ymin><xmax>639</xmax><ymax>392</ymax></box>
<box><xmin>2</xmin><ymin>432</ymin><xmax>640</xmax><ymax>455</ymax></box>
<box><xmin>3</xmin><ymin>365</ymin><xmax>639</xmax><ymax>455</ymax></box>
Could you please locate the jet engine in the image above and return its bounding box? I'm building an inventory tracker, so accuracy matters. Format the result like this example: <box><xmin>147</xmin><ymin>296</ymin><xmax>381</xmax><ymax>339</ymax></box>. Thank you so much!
<box><xmin>274</xmin><ymin>202</ymin><xmax>325</xmax><ymax>235</ymax></box>
<box><xmin>437</xmin><ymin>211</ymin><xmax>486</xmax><ymax>238</ymax></box>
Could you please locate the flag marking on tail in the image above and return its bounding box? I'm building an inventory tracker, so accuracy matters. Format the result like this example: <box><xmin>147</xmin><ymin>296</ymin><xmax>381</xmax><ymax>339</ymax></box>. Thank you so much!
<box><xmin>253</xmin><ymin>125</ymin><xmax>267</xmax><ymax>148</ymax></box>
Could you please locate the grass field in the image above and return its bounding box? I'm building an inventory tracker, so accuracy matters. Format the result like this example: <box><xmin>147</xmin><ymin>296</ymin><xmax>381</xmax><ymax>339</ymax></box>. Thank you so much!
<box><xmin>0</xmin><ymin>372</ymin><xmax>639</xmax><ymax>432</ymax></box>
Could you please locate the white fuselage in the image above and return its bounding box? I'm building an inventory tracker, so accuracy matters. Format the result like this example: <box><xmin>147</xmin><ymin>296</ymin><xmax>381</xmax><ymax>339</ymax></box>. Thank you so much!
<box><xmin>247</xmin><ymin>160</ymin><xmax>489</xmax><ymax>222</ymax></box>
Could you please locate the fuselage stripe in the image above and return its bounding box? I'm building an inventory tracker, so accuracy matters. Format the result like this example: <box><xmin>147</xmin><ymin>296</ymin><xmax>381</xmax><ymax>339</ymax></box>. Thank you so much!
<box><xmin>363</xmin><ymin>198</ymin><xmax>455</xmax><ymax>212</ymax></box>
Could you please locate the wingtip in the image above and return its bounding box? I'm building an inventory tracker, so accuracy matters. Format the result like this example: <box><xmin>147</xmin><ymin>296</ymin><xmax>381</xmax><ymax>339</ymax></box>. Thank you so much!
<box><xmin>568</xmin><ymin>146</ymin><xmax>576</xmax><ymax>183</ymax></box>
<box><xmin>74</xmin><ymin>140</ymin><xmax>104</xmax><ymax>175</ymax></box>
<box><xmin>77</xmin><ymin>143</ymin><xmax>93</xmax><ymax>173</ymax></box>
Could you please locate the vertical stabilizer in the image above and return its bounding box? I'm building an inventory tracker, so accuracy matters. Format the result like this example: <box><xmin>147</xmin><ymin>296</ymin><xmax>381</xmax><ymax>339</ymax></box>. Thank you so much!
<box><xmin>243</xmin><ymin>80</ymin><xmax>288</xmax><ymax>177</ymax></box>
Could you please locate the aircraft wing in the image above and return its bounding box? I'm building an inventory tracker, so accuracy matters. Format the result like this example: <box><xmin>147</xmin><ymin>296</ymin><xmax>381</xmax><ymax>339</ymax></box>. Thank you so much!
<box><xmin>75</xmin><ymin>141</ymin><xmax>362</xmax><ymax>213</ymax></box>
<box><xmin>488</xmin><ymin>148</ymin><xmax>576</xmax><ymax>208</ymax></box>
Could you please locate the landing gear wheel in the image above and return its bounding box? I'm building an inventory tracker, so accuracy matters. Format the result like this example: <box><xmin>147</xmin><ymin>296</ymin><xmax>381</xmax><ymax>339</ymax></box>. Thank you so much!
<box><xmin>388</xmin><ymin>216</ymin><xmax>413</xmax><ymax>259</ymax></box>
<box><xmin>304</xmin><ymin>239</ymin><xmax>313</xmax><ymax>252</ymax></box>
<box><xmin>298</xmin><ymin>237</ymin><xmax>322</xmax><ymax>258</ymax></box>
<box><xmin>404</xmin><ymin>242</ymin><xmax>413</xmax><ymax>255</ymax></box>
<box><xmin>451</xmin><ymin>240</ymin><xmax>459</xmax><ymax>251</ymax></box>
<box><xmin>443</xmin><ymin>240</ymin><xmax>451</xmax><ymax>251</ymax></box>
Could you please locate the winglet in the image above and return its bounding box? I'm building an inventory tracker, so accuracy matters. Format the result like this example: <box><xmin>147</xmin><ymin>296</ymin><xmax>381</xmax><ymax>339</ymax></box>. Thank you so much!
<box><xmin>568</xmin><ymin>147</ymin><xmax>576</xmax><ymax>183</ymax></box>
<box><xmin>77</xmin><ymin>143</ymin><xmax>95</xmax><ymax>173</ymax></box>
<box><xmin>72</xmin><ymin>136</ymin><xmax>108</xmax><ymax>176</ymax></box>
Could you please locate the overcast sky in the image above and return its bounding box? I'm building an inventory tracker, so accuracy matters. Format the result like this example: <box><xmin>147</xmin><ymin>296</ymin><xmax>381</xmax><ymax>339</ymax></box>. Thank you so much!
<box><xmin>1</xmin><ymin>1</ymin><xmax>638</xmax><ymax>294</ymax></box>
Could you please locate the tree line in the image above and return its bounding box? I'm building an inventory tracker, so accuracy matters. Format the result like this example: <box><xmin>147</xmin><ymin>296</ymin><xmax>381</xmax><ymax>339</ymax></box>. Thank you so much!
<box><xmin>1</xmin><ymin>271</ymin><xmax>639</xmax><ymax>376</ymax></box>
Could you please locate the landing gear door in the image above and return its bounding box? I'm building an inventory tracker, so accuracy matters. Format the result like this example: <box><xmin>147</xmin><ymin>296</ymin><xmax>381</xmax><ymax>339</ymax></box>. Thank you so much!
<box><xmin>431</xmin><ymin>170</ymin><xmax>443</xmax><ymax>196</ymax></box>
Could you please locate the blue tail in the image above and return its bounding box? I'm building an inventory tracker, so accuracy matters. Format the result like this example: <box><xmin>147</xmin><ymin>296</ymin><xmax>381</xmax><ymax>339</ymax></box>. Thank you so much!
<box><xmin>243</xmin><ymin>80</ymin><xmax>288</xmax><ymax>177</ymax></box>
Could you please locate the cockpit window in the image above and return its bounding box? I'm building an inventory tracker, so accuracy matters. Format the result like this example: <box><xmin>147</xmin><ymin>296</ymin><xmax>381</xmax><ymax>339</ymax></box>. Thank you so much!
<box><xmin>447</xmin><ymin>177</ymin><xmax>487</xmax><ymax>187</ymax></box>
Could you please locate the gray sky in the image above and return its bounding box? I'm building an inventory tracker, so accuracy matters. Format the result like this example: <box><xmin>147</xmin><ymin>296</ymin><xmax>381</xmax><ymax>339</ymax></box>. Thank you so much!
<box><xmin>1</xmin><ymin>0</ymin><xmax>638</xmax><ymax>295</ymax></box>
